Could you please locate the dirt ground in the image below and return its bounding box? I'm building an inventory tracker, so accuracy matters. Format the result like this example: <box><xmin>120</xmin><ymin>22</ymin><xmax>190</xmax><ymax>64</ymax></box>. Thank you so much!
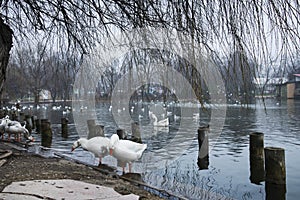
<box><xmin>0</xmin><ymin>142</ymin><xmax>164</xmax><ymax>199</ymax></box>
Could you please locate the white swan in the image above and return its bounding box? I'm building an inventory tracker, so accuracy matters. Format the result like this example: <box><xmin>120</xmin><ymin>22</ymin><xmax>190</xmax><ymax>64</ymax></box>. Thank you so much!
<box><xmin>109</xmin><ymin>134</ymin><xmax>147</xmax><ymax>173</ymax></box>
<box><xmin>167</xmin><ymin>111</ymin><xmax>172</xmax><ymax>116</ymax></box>
<box><xmin>72</xmin><ymin>136</ymin><xmax>110</xmax><ymax>166</ymax></box>
<box><xmin>193</xmin><ymin>113</ymin><xmax>200</xmax><ymax>121</ymax></box>
<box><xmin>0</xmin><ymin>116</ymin><xmax>33</xmax><ymax>142</ymax></box>
<box><xmin>0</xmin><ymin>119</ymin><xmax>6</xmax><ymax>140</ymax></box>
<box><xmin>0</xmin><ymin>116</ymin><xmax>12</xmax><ymax>140</ymax></box>
<box><xmin>5</xmin><ymin>121</ymin><xmax>33</xmax><ymax>142</ymax></box>
<box><xmin>174</xmin><ymin>114</ymin><xmax>180</xmax><ymax>121</ymax></box>
<box><xmin>150</xmin><ymin>113</ymin><xmax>169</xmax><ymax>127</ymax></box>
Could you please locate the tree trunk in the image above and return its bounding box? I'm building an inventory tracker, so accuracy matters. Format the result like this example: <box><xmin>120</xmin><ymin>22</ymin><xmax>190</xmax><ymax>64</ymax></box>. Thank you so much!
<box><xmin>0</xmin><ymin>18</ymin><xmax>13</xmax><ymax>105</ymax></box>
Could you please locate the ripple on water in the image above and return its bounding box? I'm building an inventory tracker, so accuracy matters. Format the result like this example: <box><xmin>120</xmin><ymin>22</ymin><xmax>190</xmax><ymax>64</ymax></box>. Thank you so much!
<box><xmin>29</xmin><ymin>99</ymin><xmax>300</xmax><ymax>200</ymax></box>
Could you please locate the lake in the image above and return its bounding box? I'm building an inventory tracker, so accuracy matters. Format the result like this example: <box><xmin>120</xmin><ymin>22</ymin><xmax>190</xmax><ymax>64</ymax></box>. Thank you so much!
<box><xmin>27</xmin><ymin>98</ymin><xmax>300</xmax><ymax>200</ymax></box>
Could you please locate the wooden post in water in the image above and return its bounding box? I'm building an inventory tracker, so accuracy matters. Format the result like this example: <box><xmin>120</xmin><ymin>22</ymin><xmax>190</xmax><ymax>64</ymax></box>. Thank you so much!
<box><xmin>41</xmin><ymin>119</ymin><xmax>52</xmax><ymax>147</ymax></box>
<box><xmin>0</xmin><ymin>110</ymin><xmax>5</xmax><ymax>118</ymax></box>
<box><xmin>87</xmin><ymin>119</ymin><xmax>104</xmax><ymax>138</ymax></box>
<box><xmin>265</xmin><ymin>180</ymin><xmax>286</xmax><ymax>200</ymax></box>
<box><xmin>249</xmin><ymin>132</ymin><xmax>265</xmax><ymax>184</ymax></box>
<box><xmin>117</xmin><ymin>129</ymin><xmax>126</xmax><ymax>139</ymax></box>
<box><xmin>197</xmin><ymin>126</ymin><xmax>209</xmax><ymax>170</ymax></box>
<box><xmin>94</xmin><ymin>125</ymin><xmax>104</xmax><ymax>137</ymax></box>
<box><xmin>19</xmin><ymin>112</ymin><xmax>25</xmax><ymax>122</ymax></box>
<box><xmin>24</xmin><ymin>114</ymin><xmax>33</xmax><ymax>134</ymax></box>
<box><xmin>87</xmin><ymin>119</ymin><xmax>96</xmax><ymax>139</ymax></box>
<box><xmin>265</xmin><ymin>147</ymin><xmax>286</xmax><ymax>184</ymax></box>
<box><xmin>61</xmin><ymin>118</ymin><xmax>68</xmax><ymax>138</ymax></box>
<box><xmin>131</xmin><ymin>122</ymin><xmax>142</xmax><ymax>143</ymax></box>
<box><xmin>265</xmin><ymin>147</ymin><xmax>286</xmax><ymax>200</ymax></box>
<box><xmin>11</xmin><ymin>111</ymin><xmax>18</xmax><ymax>121</ymax></box>
<box><xmin>35</xmin><ymin>118</ymin><xmax>41</xmax><ymax>134</ymax></box>
<box><xmin>31</xmin><ymin>115</ymin><xmax>36</xmax><ymax>130</ymax></box>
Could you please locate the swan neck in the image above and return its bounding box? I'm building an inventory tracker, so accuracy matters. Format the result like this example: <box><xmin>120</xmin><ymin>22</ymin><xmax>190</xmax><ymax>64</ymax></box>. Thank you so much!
<box><xmin>79</xmin><ymin>138</ymin><xmax>88</xmax><ymax>149</ymax></box>
<box><xmin>110</xmin><ymin>134</ymin><xmax>119</xmax><ymax>148</ymax></box>
<box><xmin>151</xmin><ymin>114</ymin><xmax>158</xmax><ymax>123</ymax></box>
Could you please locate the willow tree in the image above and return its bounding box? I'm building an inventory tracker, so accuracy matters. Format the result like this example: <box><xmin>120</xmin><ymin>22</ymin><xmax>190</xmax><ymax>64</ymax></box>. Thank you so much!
<box><xmin>0</xmin><ymin>0</ymin><xmax>164</xmax><ymax>100</ymax></box>
<box><xmin>1</xmin><ymin>1</ymin><xmax>300</xmax><ymax>101</ymax></box>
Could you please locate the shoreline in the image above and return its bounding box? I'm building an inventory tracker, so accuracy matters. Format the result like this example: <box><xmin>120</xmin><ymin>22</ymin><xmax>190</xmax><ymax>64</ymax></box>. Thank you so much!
<box><xmin>0</xmin><ymin>142</ymin><xmax>168</xmax><ymax>200</ymax></box>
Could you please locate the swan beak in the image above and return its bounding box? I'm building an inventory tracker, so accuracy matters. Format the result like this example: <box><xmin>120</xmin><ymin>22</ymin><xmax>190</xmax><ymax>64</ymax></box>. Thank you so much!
<box><xmin>28</xmin><ymin>136</ymin><xmax>34</xmax><ymax>142</ymax></box>
<box><xmin>71</xmin><ymin>147</ymin><xmax>75</xmax><ymax>152</ymax></box>
<box><xmin>109</xmin><ymin>148</ymin><xmax>113</xmax><ymax>156</ymax></box>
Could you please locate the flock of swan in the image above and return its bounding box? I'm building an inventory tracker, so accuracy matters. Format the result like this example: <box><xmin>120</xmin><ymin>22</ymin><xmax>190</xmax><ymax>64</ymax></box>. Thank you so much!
<box><xmin>71</xmin><ymin>111</ymin><xmax>171</xmax><ymax>173</ymax></box>
<box><xmin>72</xmin><ymin>134</ymin><xmax>147</xmax><ymax>173</ymax></box>
<box><xmin>0</xmin><ymin>115</ymin><xmax>34</xmax><ymax>142</ymax></box>
<box><xmin>0</xmin><ymin>102</ymin><xmax>201</xmax><ymax>174</ymax></box>
<box><xmin>62</xmin><ymin>108</ymin><xmax>167</xmax><ymax>173</ymax></box>
<box><xmin>149</xmin><ymin>112</ymin><xmax>169</xmax><ymax>127</ymax></box>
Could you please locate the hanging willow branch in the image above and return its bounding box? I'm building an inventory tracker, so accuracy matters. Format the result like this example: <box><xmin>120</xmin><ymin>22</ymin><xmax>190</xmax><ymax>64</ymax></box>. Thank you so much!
<box><xmin>0</xmin><ymin>0</ymin><xmax>300</xmax><ymax>101</ymax></box>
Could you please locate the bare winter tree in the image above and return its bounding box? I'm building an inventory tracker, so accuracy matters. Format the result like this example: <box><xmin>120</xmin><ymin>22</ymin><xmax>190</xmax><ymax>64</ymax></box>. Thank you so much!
<box><xmin>5</xmin><ymin>42</ymin><xmax>48</xmax><ymax>102</ymax></box>
<box><xmin>1</xmin><ymin>1</ymin><xmax>300</xmax><ymax>103</ymax></box>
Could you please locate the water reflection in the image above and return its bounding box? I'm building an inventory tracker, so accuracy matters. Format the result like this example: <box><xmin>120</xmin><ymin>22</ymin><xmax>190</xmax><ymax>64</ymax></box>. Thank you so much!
<box><xmin>197</xmin><ymin>127</ymin><xmax>209</xmax><ymax>170</ymax></box>
<box><xmin>249</xmin><ymin>132</ymin><xmax>265</xmax><ymax>184</ymax></box>
<box><xmin>265</xmin><ymin>182</ymin><xmax>286</xmax><ymax>200</ymax></box>
<box><xmin>22</xmin><ymin>99</ymin><xmax>300</xmax><ymax>199</ymax></box>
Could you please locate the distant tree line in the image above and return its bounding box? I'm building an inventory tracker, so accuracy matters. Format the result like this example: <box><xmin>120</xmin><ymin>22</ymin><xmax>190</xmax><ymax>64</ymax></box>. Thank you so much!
<box><xmin>4</xmin><ymin>40</ymin><xmax>81</xmax><ymax>103</ymax></box>
<box><xmin>95</xmin><ymin>48</ymin><xmax>256</xmax><ymax>104</ymax></box>
<box><xmin>1</xmin><ymin>1</ymin><xmax>300</xmax><ymax>105</ymax></box>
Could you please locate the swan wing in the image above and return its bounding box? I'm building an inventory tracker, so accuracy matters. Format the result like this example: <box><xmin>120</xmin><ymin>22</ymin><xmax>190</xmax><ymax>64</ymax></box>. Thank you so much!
<box><xmin>86</xmin><ymin>137</ymin><xmax>110</xmax><ymax>157</ymax></box>
<box><xmin>157</xmin><ymin>118</ymin><xmax>169</xmax><ymax>126</ymax></box>
<box><xmin>118</xmin><ymin>140</ymin><xmax>147</xmax><ymax>152</ymax></box>
<box><xmin>112</xmin><ymin>144</ymin><xmax>146</xmax><ymax>163</ymax></box>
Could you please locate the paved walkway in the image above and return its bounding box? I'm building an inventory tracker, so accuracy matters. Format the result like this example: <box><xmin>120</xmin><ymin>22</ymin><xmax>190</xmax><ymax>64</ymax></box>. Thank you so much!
<box><xmin>0</xmin><ymin>179</ymin><xmax>139</xmax><ymax>200</ymax></box>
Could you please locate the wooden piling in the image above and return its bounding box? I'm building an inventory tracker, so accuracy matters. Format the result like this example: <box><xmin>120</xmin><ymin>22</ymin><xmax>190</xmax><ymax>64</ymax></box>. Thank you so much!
<box><xmin>249</xmin><ymin>132</ymin><xmax>265</xmax><ymax>184</ymax></box>
<box><xmin>11</xmin><ymin>111</ymin><xmax>18</xmax><ymax>121</ymax></box>
<box><xmin>264</xmin><ymin>147</ymin><xmax>286</xmax><ymax>199</ymax></box>
<box><xmin>117</xmin><ymin>129</ymin><xmax>126</xmax><ymax>139</ymax></box>
<box><xmin>31</xmin><ymin>115</ymin><xmax>36</xmax><ymax>130</ymax></box>
<box><xmin>0</xmin><ymin>110</ymin><xmax>5</xmax><ymax>119</ymax></box>
<box><xmin>87</xmin><ymin>119</ymin><xmax>96</xmax><ymax>139</ymax></box>
<box><xmin>131</xmin><ymin>122</ymin><xmax>142</xmax><ymax>143</ymax></box>
<box><xmin>41</xmin><ymin>119</ymin><xmax>52</xmax><ymax>148</ymax></box>
<box><xmin>87</xmin><ymin>120</ymin><xmax>104</xmax><ymax>138</ymax></box>
<box><xmin>19</xmin><ymin>112</ymin><xmax>25</xmax><ymax>122</ymax></box>
<box><xmin>61</xmin><ymin>118</ymin><xmax>69</xmax><ymax>138</ymax></box>
<box><xmin>24</xmin><ymin>115</ymin><xmax>33</xmax><ymax>134</ymax></box>
<box><xmin>95</xmin><ymin>125</ymin><xmax>104</xmax><ymax>137</ymax></box>
<box><xmin>197</xmin><ymin>126</ymin><xmax>209</xmax><ymax>170</ymax></box>
<box><xmin>264</xmin><ymin>147</ymin><xmax>286</xmax><ymax>185</ymax></box>
<box><xmin>35</xmin><ymin>119</ymin><xmax>41</xmax><ymax>134</ymax></box>
<box><xmin>265</xmin><ymin>181</ymin><xmax>286</xmax><ymax>200</ymax></box>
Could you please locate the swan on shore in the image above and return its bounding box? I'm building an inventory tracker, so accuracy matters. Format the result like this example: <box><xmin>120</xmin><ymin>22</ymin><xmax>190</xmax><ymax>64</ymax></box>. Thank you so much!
<box><xmin>108</xmin><ymin>134</ymin><xmax>147</xmax><ymax>173</ymax></box>
<box><xmin>5</xmin><ymin>123</ymin><xmax>33</xmax><ymax>142</ymax></box>
<box><xmin>72</xmin><ymin>136</ymin><xmax>110</xmax><ymax>166</ymax></box>
<box><xmin>0</xmin><ymin>116</ymin><xmax>33</xmax><ymax>142</ymax></box>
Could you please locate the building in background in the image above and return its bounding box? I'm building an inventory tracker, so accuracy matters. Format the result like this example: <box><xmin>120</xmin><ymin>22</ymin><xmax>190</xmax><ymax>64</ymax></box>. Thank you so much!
<box><xmin>276</xmin><ymin>74</ymin><xmax>300</xmax><ymax>99</ymax></box>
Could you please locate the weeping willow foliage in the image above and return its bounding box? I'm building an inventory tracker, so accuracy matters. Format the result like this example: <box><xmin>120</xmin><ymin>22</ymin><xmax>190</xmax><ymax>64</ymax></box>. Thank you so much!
<box><xmin>1</xmin><ymin>0</ymin><xmax>300</xmax><ymax>101</ymax></box>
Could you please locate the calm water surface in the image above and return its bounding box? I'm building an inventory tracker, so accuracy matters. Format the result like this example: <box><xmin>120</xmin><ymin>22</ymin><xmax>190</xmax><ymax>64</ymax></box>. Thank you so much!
<box><xmin>29</xmin><ymin>99</ymin><xmax>300</xmax><ymax>200</ymax></box>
